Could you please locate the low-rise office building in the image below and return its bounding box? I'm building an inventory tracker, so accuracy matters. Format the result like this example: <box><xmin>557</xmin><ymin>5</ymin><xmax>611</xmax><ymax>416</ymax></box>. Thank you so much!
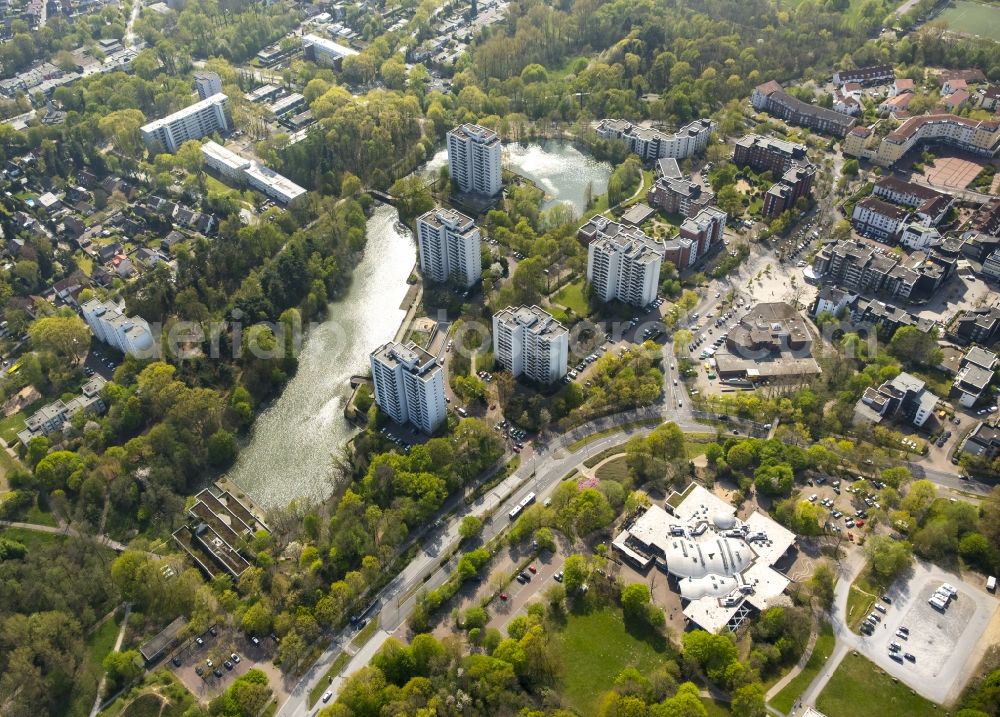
<box><xmin>582</xmin><ymin>217</ymin><xmax>665</xmax><ymax>307</ymax></box>
<box><xmin>140</xmin><ymin>93</ymin><xmax>231</xmax><ymax>154</ymax></box>
<box><xmin>493</xmin><ymin>305</ymin><xmax>568</xmax><ymax>383</ymax></box>
<box><xmin>415</xmin><ymin>207</ymin><xmax>482</xmax><ymax>288</ymax></box>
<box><xmin>370</xmin><ymin>341</ymin><xmax>447</xmax><ymax>434</ymax></box>
<box><xmin>81</xmin><ymin>298</ymin><xmax>155</xmax><ymax>357</ymax></box>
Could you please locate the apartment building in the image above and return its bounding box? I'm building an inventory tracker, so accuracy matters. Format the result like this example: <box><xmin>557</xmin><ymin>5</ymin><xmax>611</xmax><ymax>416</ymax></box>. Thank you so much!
<box><xmin>193</xmin><ymin>71</ymin><xmax>222</xmax><ymax>100</ymax></box>
<box><xmin>582</xmin><ymin>217</ymin><xmax>665</xmax><ymax>307</ymax></box>
<box><xmin>833</xmin><ymin>64</ymin><xmax>894</xmax><ymax>86</ymax></box>
<box><xmin>201</xmin><ymin>141</ymin><xmax>306</xmax><ymax>205</ymax></box>
<box><xmin>447</xmin><ymin>123</ymin><xmax>502</xmax><ymax>197</ymax></box>
<box><xmin>370</xmin><ymin>341</ymin><xmax>447</xmax><ymax>434</ymax></box>
<box><xmin>952</xmin><ymin>347</ymin><xmax>997</xmax><ymax>408</ymax></box>
<box><xmin>415</xmin><ymin>207</ymin><xmax>482</xmax><ymax>288</ymax></box>
<box><xmin>971</xmin><ymin>198</ymin><xmax>1000</xmax><ymax>235</ymax></box>
<box><xmin>954</xmin><ymin>306</ymin><xmax>1000</xmax><ymax>345</ymax></box>
<box><xmin>814</xmin><ymin>239</ymin><xmax>952</xmax><ymax>301</ymax></box>
<box><xmin>872</xmin><ymin>177</ymin><xmax>953</xmax><ymax>226</ymax></box>
<box><xmin>81</xmin><ymin>298</ymin><xmax>155</xmax><ymax>357</ymax></box>
<box><xmin>855</xmin><ymin>372</ymin><xmax>937</xmax><ymax>427</ymax></box>
<box><xmin>302</xmin><ymin>33</ymin><xmax>359</xmax><ymax>69</ymax></box>
<box><xmin>848</xmin><ymin>114</ymin><xmax>1000</xmax><ymax>167</ymax></box>
<box><xmin>852</xmin><ymin>298</ymin><xmax>936</xmax><ymax>338</ymax></box>
<box><xmin>493</xmin><ymin>305</ymin><xmax>568</xmax><ymax>383</ymax></box>
<box><xmin>646</xmin><ymin>176</ymin><xmax>715</xmax><ymax>218</ymax></box>
<box><xmin>140</xmin><ymin>93</ymin><xmax>231</xmax><ymax>153</ymax></box>
<box><xmin>596</xmin><ymin>118</ymin><xmax>714</xmax><ymax>161</ymax></box>
<box><xmin>852</xmin><ymin>196</ymin><xmax>910</xmax><ymax>239</ymax></box>
<box><xmin>733</xmin><ymin>134</ymin><xmax>808</xmax><ymax>174</ymax></box>
<box><xmin>678</xmin><ymin>207</ymin><xmax>727</xmax><ymax>267</ymax></box>
<box><xmin>751</xmin><ymin>81</ymin><xmax>857</xmax><ymax>136</ymax></box>
<box><xmin>17</xmin><ymin>375</ymin><xmax>107</xmax><ymax>446</ymax></box>
<box><xmin>763</xmin><ymin>163</ymin><xmax>816</xmax><ymax>220</ymax></box>
<box><xmin>898</xmin><ymin>222</ymin><xmax>941</xmax><ymax>251</ymax></box>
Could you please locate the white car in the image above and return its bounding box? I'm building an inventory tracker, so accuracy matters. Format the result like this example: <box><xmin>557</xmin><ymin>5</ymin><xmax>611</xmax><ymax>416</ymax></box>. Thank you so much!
<box><xmin>322</xmin><ymin>691</ymin><xmax>333</xmax><ymax>703</ymax></box>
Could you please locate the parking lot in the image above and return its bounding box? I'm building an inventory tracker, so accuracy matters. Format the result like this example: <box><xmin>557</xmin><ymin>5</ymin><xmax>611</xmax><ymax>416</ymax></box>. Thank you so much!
<box><xmin>853</xmin><ymin>561</ymin><xmax>998</xmax><ymax>704</ymax></box>
<box><xmin>168</xmin><ymin>628</ymin><xmax>284</xmax><ymax>701</ymax></box>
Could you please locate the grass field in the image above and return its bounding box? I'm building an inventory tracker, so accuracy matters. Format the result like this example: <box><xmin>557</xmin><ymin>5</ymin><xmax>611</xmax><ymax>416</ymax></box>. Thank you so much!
<box><xmin>816</xmin><ymin>652</ymin><xmax>941</xmax><ymax>717</ymax></box>
<box><xmin>554</xmin><ymin>605</ymin><xmax>673</xmax><ymax>715</ymax></box>
<box><xmin>594</xmin><ymin>455</ymin><xmax>629</xmax><ymax>482</ymax></box>
<box><xmin>552</xmin><ymin>280</ymin><xmax>590</xmax><ymax>316</ymax></box>
<box><xmin>769</xmin><ymin>623</ymin><xmax>836</xmax><ymax>713</ymax></box>
<box><xmin>308</xmin><ymin>652</ymin><xmax>351</xmax><ymax>707</ymax></box>
<box><xmin>701</xmin><ymin>697</ymin><xmax>733</xmax><ymax>716</ymax></box>
<box><xmin>846</xmin><ymin>569</ymin><xmax>882</xmax><ymax>632</ymax></box>
<box><xmin>0</xmin><ymin>409</ymin><xmax>29</xmax><ymax>445</ymax></box>
<box><xmin>937</xmin><ymin>0</ymin><xmax>1000</xmax><ymax>41</ymax></box>
<box><xmin>0</xmin><ymin>526</ymin><xmax>63</xmax><ymax>551</ymax></box>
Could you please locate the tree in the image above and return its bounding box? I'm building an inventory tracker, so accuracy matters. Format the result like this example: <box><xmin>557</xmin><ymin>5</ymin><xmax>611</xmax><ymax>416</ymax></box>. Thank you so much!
<box><xmin>809</xmin><ymin>562</ymin><xmax>837</xmax><ymax>611</ymax></box>
<box><xmin>864</xmin><ymin>535</ymin><xmax>912</xmax><ymax>583</ymax></box>
<box><xmin>682</xmin><ymin>630</ymin><xmax>737</xmax><ymax>683</ymax></box>
<box><xmin>888</xmin><ymin>326</ymin><xmax>942</xmax><ymax>367</ymax></box>
<box><xmin>102</xmin><ymin>650</ymin><xmax>143</xmax><ymax>691</ymax></box>
<box><xmin>29</xmin><ymin>315</ymin><xmax>90</xmax><ymax>365</ymax></box>
<box><xmin>98</xmin><ymin>108</ymin><xmax>146</xmax><ymax>156</ymax></box>
<box><xmin>207</xmin><ymin>429</ymin><xmax>237</xmax><ymax>467</ymax></box>
<box><xmin>562</xmin><ymin>555</ymin><xmax>589</xmax><ymax>594</ymax></box>
<box><xmin>731</xmin><ymin>682</ymin><xmax>766</xmax><ymax>717</ymax></box>
<box><xmin>621</xmin><ymin>583</ymin><xmax>652</xmax><ymax>621</ymax></box>
<box><xmin>459</xmin><ymin>515</ymin><xmax>484</xmax><ymax>541</ymax></box>
<box><xmin>842</xmin><ymin>159</ymin><xmax>860</xmax><ymax>176</ymax></box>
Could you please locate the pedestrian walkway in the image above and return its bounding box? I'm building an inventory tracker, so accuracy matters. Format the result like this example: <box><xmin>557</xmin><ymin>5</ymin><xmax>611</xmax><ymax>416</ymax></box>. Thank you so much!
<box><xmin>765</xmin><ymin>620</ymin><xmax>820</xmax><ymax>702</ymax></box>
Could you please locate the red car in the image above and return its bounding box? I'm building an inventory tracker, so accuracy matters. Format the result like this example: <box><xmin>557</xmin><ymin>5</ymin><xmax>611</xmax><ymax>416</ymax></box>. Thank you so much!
<box><xmin>500</xmin><ymin>593</ymin><xmax>508</xmax><ymax>601</ymax></box>
<box><xmin>855</xmin><ymin>519</ymin><xmax>865</xmax><ymax>527</ymax></box>
<box><xmin>528</xmin><ymin>565</ymin><xmax>537</xmax><ymax>574</ymax></box>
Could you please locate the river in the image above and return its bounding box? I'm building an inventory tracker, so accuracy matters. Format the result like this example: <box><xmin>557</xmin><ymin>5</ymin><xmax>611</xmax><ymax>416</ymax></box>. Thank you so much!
<box><xmin>230</xmin><ymin>141</ymin><xmax>611</xmax><ymax>507</ymax></box>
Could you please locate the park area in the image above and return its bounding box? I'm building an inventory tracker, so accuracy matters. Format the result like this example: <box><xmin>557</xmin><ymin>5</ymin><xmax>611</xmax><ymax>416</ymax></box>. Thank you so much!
<box><xmin>936</xmin><ymin>0</ymin><xmax>1000</xmax><ymax>41</ymax></box>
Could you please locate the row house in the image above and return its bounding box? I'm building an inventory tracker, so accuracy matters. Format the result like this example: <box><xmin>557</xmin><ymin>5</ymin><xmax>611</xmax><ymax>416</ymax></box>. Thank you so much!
<box><xmin>872</xmin><ymin>176</ymin><xmax>953</xmax><ymax>226</ymax></box>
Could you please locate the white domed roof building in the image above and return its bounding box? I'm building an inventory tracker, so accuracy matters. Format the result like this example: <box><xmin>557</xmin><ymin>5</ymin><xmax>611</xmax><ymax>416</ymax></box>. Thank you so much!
<box><xmin>613</xmin><ymin>483</ymin><xmax>796</xmax><ymax>633</ymax></box>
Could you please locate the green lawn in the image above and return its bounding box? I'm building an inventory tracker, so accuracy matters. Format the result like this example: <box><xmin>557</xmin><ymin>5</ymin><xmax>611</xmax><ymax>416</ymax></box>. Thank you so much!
<box><xmin>554</xmin><ymin>604</ymin><xmax>672</xmax><ymax>715</ymax></box>
<box><xmin>24</xmin><ymin>503</ymin><xmax>58</xmax><ymax>527</ymax></box>
<box><xmin>0</xmin><ymin>409</ymin><xmax>29</xmax><ymax>445</ymax></box>
<box><xmin>87</xmin><ymin>610</ymin><xmax>124</xmax><ymax>668</ymax></box>
<box><xmin>817</xmin><ymin>652</ymin><xmax>941</xmax><ymax>717</ymax></box>
<box><xmin>846</xmin><ymin>569</ymin><xmax>883</xmax><ymax>632</ymax></box>
<box><xmin>769</xmin><ymin>623</ymin><xmax>835</xmax><ymax>714</ymax></box>
<box><xmin>552</xmin><ymin>280</ymin><xmax>590</xmax><ymax>317</ymax></box>
<box><xmin>937</xmin><ymin>0</ymin><xmax>1000</xmax><ymax>41</ymax></box>
<box><xmin>308</xmin><ymin>652</ymin><xmax>351</xmax><ymax>707</ymax></box>
<box><xmin>701</xmin><ymin>697</ymin><xmax>732</xmax><ymax>716</ymax></box>
<box><xmin>594</xmin><ymin>455</ymin><xmax>629</xmax><ymax>482</ymax></box>
<box><xmin>349</xmin><ymin>618</ymin><xmax>379</xmax><ymax>650</ymax></box>
<box><xmin>0</xmin><ymin>526</ymin><xmax>63</xmax><ymax>551</ymax></box>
